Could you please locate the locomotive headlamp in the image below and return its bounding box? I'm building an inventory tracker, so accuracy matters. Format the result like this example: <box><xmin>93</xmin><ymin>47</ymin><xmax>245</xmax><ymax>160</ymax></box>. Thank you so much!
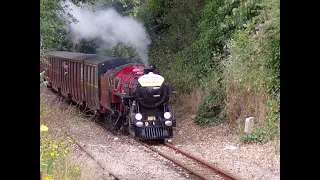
<box><xmin>165</xmin><ymin>120</ymin><xmax>172</xmax><ymax>126</ymax></box>
<box><xmin>135</xmin><ymin>113</ymin><xmax>142</xmax><ymax>120</ymax></box>
<box><xmin>135</xmin><ymin>121</ymin><xmax>143</xmax><ymax>127</ymax></box>
<box><xmin>164</xmin><ymin>112</ymin><xmax>171</xmax><ymax>119</ymax></box>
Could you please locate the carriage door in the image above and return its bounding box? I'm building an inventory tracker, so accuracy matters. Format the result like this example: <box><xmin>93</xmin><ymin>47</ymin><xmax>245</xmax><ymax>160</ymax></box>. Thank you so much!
<box><xmin>100</xmin><ymin>70</ymin><xmax>113</xmax><ymax>110</ymax></box>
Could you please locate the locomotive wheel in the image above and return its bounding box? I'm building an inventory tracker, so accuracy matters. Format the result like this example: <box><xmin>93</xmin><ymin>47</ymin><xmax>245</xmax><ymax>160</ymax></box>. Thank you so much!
<box><xmin>121</xmin><ymin>119</ymin><xmax>129</xmax><ymax>136</ymax></box>
<box><xmin>103</xmin><ymin>113</ymin><xmax>121</xmax><ymax>134</ymax></box>
<box><xmin>127</xmin><ymin>114</ymin><xmax>136</xmax><ymax>137</ymax></box>
<box><xmin>103</xmin><ymin>113</ymin><xmax>113</xmax><ymax>131</ymax></box>
<box><xmin>121</xmin><ymin>115</ymin><xmax>132</xmax><ymax>136</ymax></box>
<box><xmin>93</xmin><ymin>111</ymin><xmax>102</xmax><ymax>122</ymax></box>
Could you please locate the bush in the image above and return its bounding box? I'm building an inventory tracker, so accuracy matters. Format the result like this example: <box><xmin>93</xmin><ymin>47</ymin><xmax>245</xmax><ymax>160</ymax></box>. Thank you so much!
<box><xmin>223</xmin><ymin>0</ymin><xmax>279</xmax><ymax>142</ymax></box>
<box><xmin>140</xmin><ymin>0</ymin><xmax>265</xmax><ymax>126</ymax></box>
<box><xmin>40</xmin><ymin>125</ymin><xmax>81</xmax><ymax>180</ymax></box>
<box><xmin>195</xmin><ymin>56</ymin><xmax>226</xmax><ymax>126</ymax></box>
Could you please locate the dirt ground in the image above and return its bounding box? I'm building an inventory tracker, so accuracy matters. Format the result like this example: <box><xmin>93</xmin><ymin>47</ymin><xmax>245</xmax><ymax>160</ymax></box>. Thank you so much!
<box><xmin>40</xmin><ymin>88</ymin><xmax>280</xmax><ymax>180</ymax></box>
<box><xmin>171</xmin><ymin>99</ymin><xmax>280</xmax><ymax>180</ymax></box>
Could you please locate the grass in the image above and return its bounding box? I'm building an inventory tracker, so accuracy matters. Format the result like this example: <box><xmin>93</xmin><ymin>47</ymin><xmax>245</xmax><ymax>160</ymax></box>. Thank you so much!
<box><xmin>40</xmin><ymin>131</ymin><xmax>81</xmax><ymax>180</ymax></box>
<box><xmin>173</xmin><ymin>88</ymin><xmax>205</xmax><ymax>114</ymax></box>
<box><xmin>40</xmin><ymin>87</ymin><xmax>89</xmax><ymax>180</ymax></box>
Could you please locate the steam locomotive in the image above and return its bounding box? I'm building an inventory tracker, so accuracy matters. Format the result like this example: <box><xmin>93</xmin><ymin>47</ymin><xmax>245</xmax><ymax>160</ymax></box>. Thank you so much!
<box><xmin>40</xmin><ymin>51</ymin><xmax>176</xmax><ymax>141</ymax></box>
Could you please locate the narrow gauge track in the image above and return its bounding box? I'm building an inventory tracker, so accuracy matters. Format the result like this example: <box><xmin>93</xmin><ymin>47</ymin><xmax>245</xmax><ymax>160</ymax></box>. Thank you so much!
<box><xmin>133</xmin><ymin>138</ymin><xmax>239</xmax><ymax>180</ymax></box>
<box><xmin>65</xmin><ymin>132</ymin><xmax>120</xmax><ymax>180</ymax></box>
<box><xmin>164</xmin><ymin>142</ymin><xmax>239</xmax><ymax>180</ymax></box>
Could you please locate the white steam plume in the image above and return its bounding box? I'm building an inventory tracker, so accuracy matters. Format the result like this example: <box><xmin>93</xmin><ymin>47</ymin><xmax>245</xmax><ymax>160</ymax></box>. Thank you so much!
<box><xmin>64</xmin><ymin>2</ymin><xmax>151</xmax><ymax>66</ymax></box>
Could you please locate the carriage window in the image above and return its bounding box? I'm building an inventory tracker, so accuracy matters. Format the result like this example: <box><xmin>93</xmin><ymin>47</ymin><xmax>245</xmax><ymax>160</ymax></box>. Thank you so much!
<box><xmin>84</xmin><ymin>65</ymin><xmax>87</xmax><ymax>81</ymax></box>
<box><xmin>91</xmin><ymin>66</ymin><xmax>94</xmax><ymax>84</ymax></box>
<box><xmin>114</xmin><ymin>78</ymin><xmax>120</xmax><ymax>89</ymax></box>
<box><xmin>81</xmin><ymin>64</ymin><xmax>84</xmax><ymax>80</ymax></box>
<box><xmin>74</xmin><ymin>62</ymin><xmax>76</xmax><ymax>78</ymax></box>
<box><xmin>58</xmin><ymin>59</ymin><xmax>61</xmax><ymax>73</ymax></box>
<box><xmin>95</xmin><ymin>67</ymin><xmax>98</xmax><ymax>85</ymax></box>
<box><xmin>63</xmin><ymin>61</ymin><xmax>68</xmax><ymax>75</ymax></box>
<box><xmin>78</xmin><ymin>63</ymin><xmax>80</xmax><ymax>79</ymax></box>
<box><xmin>87</xmin><ymin>65</ymin><xmax>90</xmax><ymax>83</ymax></box>
<box><xmin>56</xmin><ymin>58</ymin><xmax>59</xmax><ymax>72</ymax></box>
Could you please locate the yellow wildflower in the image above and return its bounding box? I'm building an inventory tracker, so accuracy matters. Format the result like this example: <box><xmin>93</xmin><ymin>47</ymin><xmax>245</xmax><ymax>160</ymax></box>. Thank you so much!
<box><xmin>44</xmin><ymin>176</ymin><xmax>52</xmax><ymax>180</ymax></box>
<box><xmin>40</xmin><ymin>125</ymin><xmax>48</xmax><ymax>132</ymax></box>
<box><xmin>50</xmin><ymin>152</ymin><xmax>54</xmax><ymax>157</ymax></box>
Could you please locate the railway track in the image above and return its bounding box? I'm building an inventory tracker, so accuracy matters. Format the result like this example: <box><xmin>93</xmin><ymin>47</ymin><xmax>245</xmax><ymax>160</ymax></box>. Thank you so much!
<box><xmin>164</xmin><ymin>142</ymin><xmax>238</xmax><ymax>180</ymax></box>
<box><xmin>71</xmin><ymin>113</ymin><xmax>239</xmax><ymax>180</ymax></box>
<box><xmin>134</xmin><ymin>139</ymin><xmax>239</xmax><ymax>180</ymax></box>
<box><xmin>65</xmin><ymin>132</ymin><xmax>120</xmax><ymax>180</ymax></box>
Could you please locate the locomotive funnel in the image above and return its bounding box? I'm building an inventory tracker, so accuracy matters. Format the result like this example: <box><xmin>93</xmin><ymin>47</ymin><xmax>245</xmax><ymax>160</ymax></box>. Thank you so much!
<box><xmin>143</xmin><ymin>68</ymin><xmax>154</xmax><ymax>74</ymax></box>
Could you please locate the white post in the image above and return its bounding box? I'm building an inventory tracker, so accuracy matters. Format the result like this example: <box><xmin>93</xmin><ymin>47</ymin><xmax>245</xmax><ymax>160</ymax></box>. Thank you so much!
<box><xmin>244</xmin><ymin>117</ymin><xmax>255</xmax><ymax>134</ymax></box>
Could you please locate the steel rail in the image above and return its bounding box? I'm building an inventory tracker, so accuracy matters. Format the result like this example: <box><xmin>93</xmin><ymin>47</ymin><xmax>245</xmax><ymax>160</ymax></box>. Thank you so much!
<box><xmin>165</xmin><ymin>142</ymin><xmax>238</xmax><ymax>180</ymax></box>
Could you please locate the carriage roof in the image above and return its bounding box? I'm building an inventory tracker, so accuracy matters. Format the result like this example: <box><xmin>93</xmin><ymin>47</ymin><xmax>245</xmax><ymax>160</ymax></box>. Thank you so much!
<box><xmin>47</xmin><ymin>51</ymin><xmax>143</xmax><ymax>69</ymax></box>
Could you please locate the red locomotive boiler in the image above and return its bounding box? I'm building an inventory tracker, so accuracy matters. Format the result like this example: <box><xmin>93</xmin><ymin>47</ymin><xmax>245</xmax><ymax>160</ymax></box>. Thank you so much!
<box><xmin>41</xmin><ymin>51</ymin><xmax>176</xmax><ymax>141</ymax></box>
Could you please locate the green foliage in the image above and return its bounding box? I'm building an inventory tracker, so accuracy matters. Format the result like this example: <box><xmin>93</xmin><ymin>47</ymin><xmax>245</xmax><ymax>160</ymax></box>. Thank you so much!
<box><xmin>70</xmin><ymin>38</ymin><xmax>102</xmax><ymax>54</ymax></box>
<box><xmin>224</xmin><ymin>0</ymin><xmax>280</xmax><ymax>143</ymax></box>
<box><xmin>40</xmin><ymin>0</ymin><xmax>68</xmax><ymax>49</ymax></box>
<box><xmin>138</xmin><ymin>0</ymin><xmax>204</xmax><ymax>92</ymax></box>
<box><xmin>137</xmin><ymin>0</ymin><xmax>268</xmax><ymax>126</ymax></box>
<box><xmin>117</xmin><ymin>0</ymin><xmax>144</xmax><ymax>17</ymax></box>
<box><xmin>40</xmin><ymin>90</ymin><xmax>82</xmax><ymax>179</ymax></box>
<box><xmin>223</xmin><ymin>0</ymin><xmax>279</xmax><ymax>105</ymax></box>
<box><xmin>144</xmin><ymin>0</ymin><xmax>262</xmax><ymax>87</ymax></box>
<box><xmin>224</xmin><ymin>31</ymin><xmax>279</xmax><ymax>96</ymax></box>
<box><xmin>183</xmin><ymin>0</ymin><xmax>262</xmax><ymax>124</ymax></box>
<box><xmin>40</xmin><ymin>71</ymin><xmax>45</xmax><ymax>86</ymax></box>
<box><xmin>40</xmin><ymin>131</ymin><xmax>81</xmax><ymax>180</ymax></box>
<box><xmin>40</xmin><ymin>101</ymin><xmax>81</xmax><ymax>180</ymax></box>
<box><xmin>40</xmin><ymin>0</ymin><xmax>97</xmax><ymax>50</ymax></box>
<box><xmin>196</xmin><ymin>74</ymin><xmax>226</xmax><ymax>126</ymax></box>
<box><xmin>137</xmin><ymin>0</ymin><xmax>174</xmax><ymax>43</ymax></box>
<box><xmin>103</xmin><ymin>43</ymin><xmax>139</xmax><ymax>59</ymax></box>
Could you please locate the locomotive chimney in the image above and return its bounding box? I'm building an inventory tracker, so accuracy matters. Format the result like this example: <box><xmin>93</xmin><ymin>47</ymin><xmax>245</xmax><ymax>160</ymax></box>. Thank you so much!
<box><xmin>143</xmin><ymin>68</ymin><xmax>154</xmax><ymax>74</ymax></box>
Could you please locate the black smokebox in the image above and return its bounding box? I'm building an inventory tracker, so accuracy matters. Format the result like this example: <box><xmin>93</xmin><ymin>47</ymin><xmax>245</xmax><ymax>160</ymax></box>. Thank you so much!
<box><xmin>143</xmin><ymin>68</ymin><xmax>154</xmax><ymax>74</ymax></box>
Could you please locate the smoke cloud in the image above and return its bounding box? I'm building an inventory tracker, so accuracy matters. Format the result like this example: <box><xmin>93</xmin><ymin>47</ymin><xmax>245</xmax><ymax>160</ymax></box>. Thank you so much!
<box><xmin>64</xmin><ymin>2</ymin><xmax>151</xmax><ymax>66</ymax></box>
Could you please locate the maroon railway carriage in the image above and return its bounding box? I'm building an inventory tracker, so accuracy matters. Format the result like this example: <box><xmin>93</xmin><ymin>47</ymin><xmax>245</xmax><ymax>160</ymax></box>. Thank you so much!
<box><xmin>41</xmin><ymin>51</ymin><xmax>176</xmax><ymax>141</ymax></box>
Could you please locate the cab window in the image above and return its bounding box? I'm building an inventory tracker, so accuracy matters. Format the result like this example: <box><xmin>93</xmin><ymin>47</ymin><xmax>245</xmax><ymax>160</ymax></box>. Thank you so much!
<box><xmin>114</xmin><ymin>78</ymin><xmax>120</xmax><ymax>89</ymax></box>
